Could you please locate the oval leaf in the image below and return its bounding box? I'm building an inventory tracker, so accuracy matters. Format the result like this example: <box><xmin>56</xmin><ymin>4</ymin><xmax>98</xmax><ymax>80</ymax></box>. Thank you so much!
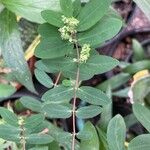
<box><xmin>0</xmin><ymin>124</ymin><xmax>20</xmax><ymax>142</ymax></box>
<box><xmin>77</xmin><ymin>0</ymin><xmax>110</xmax><ymax>31</ymax></box>
<box><xmin>41</xmin><ymin>10</ymin><xmax>63</xmax><ymax>27</ymax></box>
<box><xmin>34</xmin><ymin>69</ymin><xmax>53</xmax><ymax>88</ymax></box>
<box><xmin>42</xmin><ymin>104</ymin><xmax>72</xmax><ymax>118</ymax></box>
<box><xmin>0</xmin><ymin>84</ymin><xmax>16</xmax><ymax>99</ymax></box>
<box><xmin>78</xmin><ymin>17</ymin><xmax>122</xmax><ymax>47</ymax></box>
<box><xmin>79</xmin><ymin>122</ymin><xmax>99</xmax><ymax>150</ymax></box>
<box><xmin>133</xmin><ymin>103</ymin><xmax>150</xmax><ymax>132</ymax></box>
<box><xmin>77</xmin><ymin>86</ymin><xmax>111</xmax><ymax>106</ymax></box>
<box><xmin>26</xmin><ymin>134</ymin><xmax>53</xmax><ymax>145</ymax></box>
<box><xmin>76</xmin><ymin>105</ymin><xmax>102</xmax><ymax>119</ymax></box>
<box><xmin>107</xmin><ymin>115</ymin><xmax>126</xmax><ymax>150</ymax></box>
<box><xmin>42</xmin><ymin>85</ymin><xmax>74</xmax><ymax>103</ymax></box>
<box><xmin>0</xmin><ymin>107</ymin><xmax>18</xmax><ymax>127</ymax></box>
<box><xmin>128</xmin><ymin>134</ymin><xmax>150</xmax><ymax>150</ymax></box>
<box><xmin>60</xmin><ymin>0</ymin><xmax>73</xmax><ymax>17</ymax></box>
<box><xmin>20</xmin><ymin>96</ymin><xmax>42</xmax><ymax>112</ymax></box>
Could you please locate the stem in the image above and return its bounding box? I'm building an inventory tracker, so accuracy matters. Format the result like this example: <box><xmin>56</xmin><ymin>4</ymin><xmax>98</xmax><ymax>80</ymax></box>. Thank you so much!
<box><xmin>54</xmin><ymin>72</ymin><xmax>62</xmax><ymax>86</ymax></box>
<box><xmin>20</xmin><ymin>125</ymin><xmax>26</xmax><ymax>150</ymax></box>
<box><xmin>71</xmin><ymin>41</ymin><xmax>80</xmax><ymax>150</ymax></box>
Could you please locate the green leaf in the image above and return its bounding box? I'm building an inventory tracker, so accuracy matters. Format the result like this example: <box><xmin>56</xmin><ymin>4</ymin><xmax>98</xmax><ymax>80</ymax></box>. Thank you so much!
<box><xmin>73</xmin><ymin>0</ymin><xmax>81</xmax><ymax>17</ymax></box>
<box><xmin>107</xmin><ymin>115</ymin><xmax>126</xmax><ymax>150</ymax></box>
<box><xmin>34</xmin><ymin>69</ymin><xmax>53</xmax><ymax>88</ymax></box>
<box><xmin>1</xmin><ymin>0</ymin><xmax>60</xmax><ymax>23</ymax></box>
<box><xmin>132</xmin><ymin>39</ymin><xmax>146</xmax><ymax>61</ymax></box>
<box><xmin>35</xmin><ymin>24</ymin><xmax>73</xmax><ymax>59</ymax></box>
<box><xmin>37</xmin><ymin>54</ymin><xmax>119</xmax><ymax>81</ymax></box>
<box><xmin>0</xmin><ymin>9</ymin><xmax>35</xmax><ymax>93</ymax></box>
<box><xmin>97</xmin><ymin>127</ymin><xmax>109</xmax><ymax>150</ymax></box>
<box><xmin>123</xmin><ymin>60</ymin><xmax>150</xmax><ymax>74</ymax></box>
<box><xmin>76</xmin><ymin>105</ymin><xmax>102</xmax><ymax>119</ymax></box>
<box><xmin>24</xmin><ymin>114</ymin><xmax>45</xmax><ymax>133</ymax></box>
<box><xmin>64</xmin><ymin>54</ymin><xmax>119</xmax><ymax>80</ymax></box>
<box><xmin>133</xmin><ymin>0</ymin><xmax>150</xmax><ymax>21</ymax></box>
<box><xmin>42</xmin><ymin>104</ymin><xmax>72</xmax><ymax>118</ymax></box>
<box><xmin>113</xmin><ymin>87</ymin><xmax>129</xmax><ymax>98</ymax></box>
<box><xmin>0</xmin><ymin>124</ymin><xmax>20</xmax><ymax>142</ymax></box>
<box><xmin>124</xmin><ymin>114</ymin><xmax>138</xmax><ymax>128</ymax></box>
<box><xmin>79</xmin><ymin>55</ymin><xmax>119</xmax><ymax>79</ymax></box>
<box><xmin>78</xmin><ymin>17</ymin><xmax>122</xmax><ymax>47</ymax></box>
<box><xmin>128</xmin><ymin>134</ymin><xmax>150</xmax><ymax>150</ymax></box>
<box><xmin>77</xmin><ymin>0</ymin><xmax>110</xmax><ymax>31</ymax></box>
<box><xmin>0</xmin><ymin>84</ymin><xmax>16</xmax><ymax>99</ymax></box>
<box><xmin>26</xmin><ymin>134</ymin><xmax>53</xmax><ymax>145</ymax></box>
<box><xmin>42</xmin><ymin>85</ymin><xmax>73</xmax><ymax>103</ymax></box>
<box><xmin>60</xmin><ymin>0</ymin><xmax>73</xmax><ymax>17</ymax></box>
<box><xmin>77</xmin><ymin>86</ymin><xmax>111</xmax><ymax>106</ymax></box>
<box><xmin>41</xmin><ymin>10</ymin><xmax>63</xmax><ymax>27</ymax></box>
<box><xmin>0</xmin><ymin>107</ymin><xmax>18</xmax><ymax>127</ymax></box>
<box><xmin>20</xmin><ymin>96</ymin><xmax>42</xmax><ymax>112</ymax></box>
<box><xmin>131</xmin><ymin>76</ymin><xmax>150</xmax><ymax>102</ymax></box>
<box><xmin>96</xmin><ymin>73</ymin><xmax>130</xmax><ymax>91</ymax></box>
<box><xmin>49</xmin><ymin>141</ymin><xmax>60</xmax><ymax>150</ymax></box>
<box><xmin>133</xmin><ymin>103</ymin><xmax>150</xmax><ymax>132</ymax></box>
<box><xmin>100</xmin><ymin>87</ymin><xmax>112</xmax><ymax>131</ymax></box>
<box><xmin>79</xmin><ymin>122</ymin><xmax>99</xmax><ymax>150</ymax></box>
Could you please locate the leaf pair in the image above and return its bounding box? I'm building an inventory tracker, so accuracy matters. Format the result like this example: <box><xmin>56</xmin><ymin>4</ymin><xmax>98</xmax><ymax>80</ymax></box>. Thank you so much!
<box><xmin>0</xmin><ymin>107</ymin><xmax>53</xmax><ymax>144</ymax></box>
<box><xmin>36</xmin><ymin>54</ymin><xmax>119</xmax><ymax>81</ymax></box>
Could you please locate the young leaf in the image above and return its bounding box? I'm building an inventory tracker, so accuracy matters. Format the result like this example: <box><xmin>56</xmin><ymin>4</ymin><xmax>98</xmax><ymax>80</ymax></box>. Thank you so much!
<box><xmin>20</xmin><ymin>96</ymin><xmax>42</xmax><ymax>112</ymax></box>
<box><xmin>41</xmin><ymin>10</ymin><xmax>63</xmax><ymax>27</ymax></box>
<box><xmin>42</xmin><ymin>85</ymin><xmax>73</xmax><ymax>103</ymax></box>
<box><xmin>128</xmin><ymin>134</ymin><xmax>150</xmax><ymax>150</ymax></box>
<box><xmin>133</xmin><ymin>103</ymin><xmax>150</xmax><ymax>132</ymax></box>
<box><xmin>26</xmin><ymin>134</ymin><xmax>53</xmax><ymax>144</ymax></box>
<box><xmin>35</xmin><ymin>23</ymin><xmax>73</xmax><ymax>59</ymax></box>
<box><xmin>77</xmin><ymin>0</ymin><xmax>110</xmax><ymax>31</ymax></box>
<box><xmin>0</xmin><ymin>107</ymin><xmax>18</xmax><ymax>127</ymax></box>
<box><xmin>1</xmin><ymin>0</ymin><xmax>61</xmax><ymax>23</ymax></box>
<box><xmin>77</xmin><ymin>86</ymin><xmax>111</xmax><ymax>106</ymax></box>
<box><xmin>76</xmin><ymin>105</ymin><xmax>102</xmax><ymax>119</ymax></box>
<box><xmin>0</xmin><ymin>84</ymin><xmax>16</xmax><ymax>99</ymax></box>
<box><xmin>42</xmin><ymin>104</ymin><xmax>72</xmax><ymax>118</ymax></box>
<box><xmin>0</xmin><ymin>124</ymin><xmax>20</xmax><ymax>142</ymax></box>
<box><xmin>79</xmin><ymin>122</ymin><xmax>99</xmax><ymax>150</ymax></box>
<box><xmin>34</xmin><ymin>69</ymin><xmax>53</xmax><ymax>88</ymax></box>
<box><xmin>0</xmin><ymin>9</ymin><xmax>35</xmax><ymax>93</ymax></box>
<box><xmin>24</xmin><ymin>114</ymin><xmax>45</xmax><ymax>133</ymax></box>
<box><xmin>78</xmin><ymin>17</ymin><xmax>122</xmax><ymax>47</ymax></box>
<box><xmin>107</xmin><ymin>115</ymin><xmax>126</xmax><ymax>150</ymax></box>
<box><xmin>60</xmin><ymin>0</ymin><xmax>73</xmax><ymax>17</ymax></box>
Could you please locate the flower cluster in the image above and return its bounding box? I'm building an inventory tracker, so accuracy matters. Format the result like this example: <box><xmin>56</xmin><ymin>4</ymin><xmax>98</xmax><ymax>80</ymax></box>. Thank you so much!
<box><xmin>79</xmin><ymin>44</ymin><xmax>91</xmax><ymax>63</ymax></box>
<box><xmin>59</xmin><ymin>15</ymin><xmax>79</xmax><ymax>43</ymax></box>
